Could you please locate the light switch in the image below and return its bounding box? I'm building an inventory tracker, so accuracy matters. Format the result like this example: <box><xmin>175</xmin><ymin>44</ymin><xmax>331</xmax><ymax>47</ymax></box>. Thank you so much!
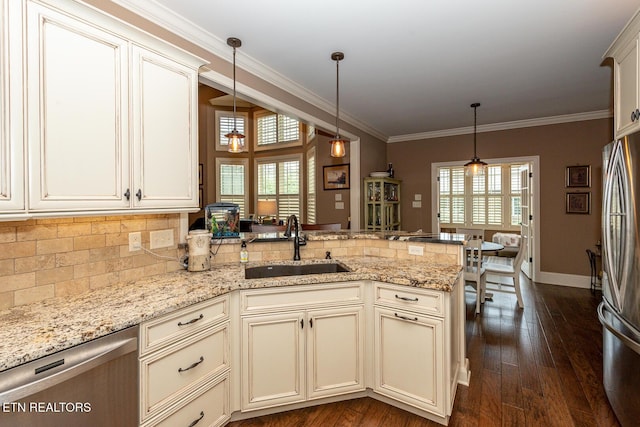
<box><xmin>412</xmin><ymin>201</ymin><xmax>422</xmax><ymax>208</ymax></box>
<box><xmin>414</xmin><ymin>194</ymin><xmax>422</xmax><ymax>201</ymax></box>
<box><xmin>335</xmin><ymin>193</ymin><xmax>342</xmax><ymax>201</ymax></box>
<box><xmin>335</xmin><ymin>201</ymin><xmax>345</xmax><ymax>210</ymax></box>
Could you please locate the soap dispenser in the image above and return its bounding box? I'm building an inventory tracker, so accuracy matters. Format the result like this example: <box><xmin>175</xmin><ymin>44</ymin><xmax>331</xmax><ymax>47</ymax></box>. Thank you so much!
<box><xmin>240</xmin><ymin>240</ymin><xmax>249</xmax><ymax>263</ymax></box>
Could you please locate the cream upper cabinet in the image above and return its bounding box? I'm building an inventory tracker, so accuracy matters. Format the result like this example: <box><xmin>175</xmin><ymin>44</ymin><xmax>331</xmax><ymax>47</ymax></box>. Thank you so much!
<box><xmin>130</xmin><ymin>45</ymin><xmax>199</xmax><ymax>209</ymax></box>
<box><xmin>0</xmin><ymin>0</ymin><xmax>25</xmax><ymax>215</ymax></box>
<box><xmin>18</xmin><ymin>0</ymin><xmax>203</xmax><ymax>215</ymax></box>
<box><xmin>25</xmin><ymin>1</ymin><xmax>130</xmax><ymax>211</ymax></box>
<box><xmin>606</xmin><ymin>11</ymin><xmax>640</xmax><ymax>139</ymax></box>
<box><xmin>612</xmin><ymin>35</ymin><xmax>639</xmax><ymax>138</ymax></box>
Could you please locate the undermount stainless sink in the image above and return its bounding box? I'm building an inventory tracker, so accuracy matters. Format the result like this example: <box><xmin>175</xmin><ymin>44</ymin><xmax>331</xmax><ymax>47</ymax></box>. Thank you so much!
<box><xmin>244</xmin><ymin>262</ymin><xmax>350</xmax><ymax>279</ymax></box>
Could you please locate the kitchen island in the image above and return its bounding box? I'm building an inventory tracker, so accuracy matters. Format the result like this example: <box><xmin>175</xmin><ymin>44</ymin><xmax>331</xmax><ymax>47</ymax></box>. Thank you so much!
<box><xmin>0</xmin><ymin>232</ymin><xmax>468</xmax><ymax>426</ymax></box>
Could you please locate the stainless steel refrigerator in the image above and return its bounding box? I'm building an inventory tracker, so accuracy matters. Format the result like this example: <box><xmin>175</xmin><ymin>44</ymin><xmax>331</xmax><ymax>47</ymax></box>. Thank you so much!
<box><xmin>600</xmin><ymin>135</ymin><xmax>640</xmax><ymax>427</ymax></box>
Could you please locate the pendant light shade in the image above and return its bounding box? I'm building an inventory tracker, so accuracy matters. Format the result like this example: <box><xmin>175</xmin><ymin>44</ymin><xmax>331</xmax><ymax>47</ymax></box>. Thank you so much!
<box><xmin>464</xmin><ymin>102</ymin><xmax>487</xmax><ymax>176</ymax></box>
<box><xmin>329</xmin><ymin>52</ymin><xmax>346</xmax><ymax>158</ymax></box>
<box><xmin>226</xmin><ymin>37</ymin><xmax>245</xmax><ymax>153</ymax></box>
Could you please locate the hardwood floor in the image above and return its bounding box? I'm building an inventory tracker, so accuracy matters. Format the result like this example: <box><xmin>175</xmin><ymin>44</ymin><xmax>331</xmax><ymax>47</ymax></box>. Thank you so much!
<box><xmin>228</xmin><ymin>275</ymin><xmax>619</xmax><ymax>426</ymax></box>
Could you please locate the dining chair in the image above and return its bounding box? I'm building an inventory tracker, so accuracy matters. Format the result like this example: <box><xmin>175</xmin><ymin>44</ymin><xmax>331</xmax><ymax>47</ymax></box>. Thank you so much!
<box><xmin>463</xmin><ymin>238</ymin><xmax>486</xmax><ymax>314</ymax></box>
<box><xmin>483</xmin><ymin>236</ymin><xmax>528</xmax><ymax>309</ymax></box>
<box><xmin>456</xmin><ymin>227</ymin><xmax>484</xmax><ymax>241</ymax></box>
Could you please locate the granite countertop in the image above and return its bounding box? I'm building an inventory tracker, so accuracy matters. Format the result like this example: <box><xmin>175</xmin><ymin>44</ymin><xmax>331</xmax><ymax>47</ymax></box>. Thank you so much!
<box><xmin>0</xmin><ymin>256</ymin><xmax>461</xmax><ymax>372</ymax></box>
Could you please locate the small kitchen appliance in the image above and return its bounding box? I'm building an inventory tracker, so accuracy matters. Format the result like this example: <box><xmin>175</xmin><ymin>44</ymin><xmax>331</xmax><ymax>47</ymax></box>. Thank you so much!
<box><xmin>185</xmin><ymin>229</ymin><xmax>211</xmax><ymax>272</ymax></box>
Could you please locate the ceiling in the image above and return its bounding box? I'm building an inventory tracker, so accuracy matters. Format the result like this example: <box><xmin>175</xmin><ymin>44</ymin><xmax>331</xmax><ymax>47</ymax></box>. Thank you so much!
<box><xmin>117</xmin><ymin>0</ymin><xmax>639</xmax><ymax>141</ymax></box>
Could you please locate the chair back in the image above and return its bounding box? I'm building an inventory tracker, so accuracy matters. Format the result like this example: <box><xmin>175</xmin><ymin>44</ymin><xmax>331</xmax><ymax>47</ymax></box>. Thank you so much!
<box><xmin>456</xmin><ymin>227</ymin><xmax>484</xmax><ymax>242</ymax></box>
<box><xmin>512</xmin><ymin>235</ymin><xmax>528</xmax><ymax>270</ymax></box>
<box><xmin>464</xmin><ymin>238</ymin><xmax>484</xmax><ymax>281</ymax></box>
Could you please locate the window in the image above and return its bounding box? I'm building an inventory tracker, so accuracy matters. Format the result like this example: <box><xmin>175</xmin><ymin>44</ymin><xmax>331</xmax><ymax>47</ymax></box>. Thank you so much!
<box><xmin>307</xmin><ymin>147</ymin><xmax>316</xmax><ymax>224</ymax></box>
<box><xmin>215</xmin><ymin>110</ymin><xmax>248</xmax><ymax>151</ymax></box>
<box><xmin>254</xmin><ymin>110</ymin><xmax>301</xmax><ymax>150</ymax></box>
<box><xmin>438</xmin><ymin>163</ymin><xmax>524</xmax><ymax>229</ymax></box>
<box><xmin>256</xmin><ymin>155</ymin><xmax>302</xmax><ymax>221</ymax></box>
<box><xmin>216</xmin><ymin>158</ymin><xmax>248</xmax><ymax>217</ymax></box>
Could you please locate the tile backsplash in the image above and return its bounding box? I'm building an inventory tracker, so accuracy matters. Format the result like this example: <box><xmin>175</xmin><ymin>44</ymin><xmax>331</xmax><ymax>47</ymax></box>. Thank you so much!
<box><xmin>0</xmin><ymin>214</ymin><xmax>182</xmax><ymax>310</ymax></box>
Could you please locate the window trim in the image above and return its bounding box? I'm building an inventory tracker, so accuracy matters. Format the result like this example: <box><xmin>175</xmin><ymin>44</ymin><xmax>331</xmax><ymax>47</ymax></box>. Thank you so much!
<box><xmin>215</xmin><ymin>157</ymin><xmax>249</xmax><ymax>217</ymax></box>
<box><xmin>215</xmin><ymin>110</ymin><xmax>249</xmax><ymax>152</ymax></box>
<box><xmin>254</xmin><ymin>153</ymin><xmax>303</xmax><ymax>222</ymax></box>
<box><xmin>253</xmin><ymin>109</ymin><xmax>303</xmax><ymax>152</ymax></box>
<box><xmin>434</xmin><ymin>159</ymin><xmax>528</xmax><ymax>231</ymax></box>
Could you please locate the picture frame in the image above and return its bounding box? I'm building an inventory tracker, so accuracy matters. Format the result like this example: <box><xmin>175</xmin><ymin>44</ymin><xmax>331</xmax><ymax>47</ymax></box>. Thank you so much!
<box><xmin>566</xmin><ymin>192</ymin><xmax>590</xmax><ymax>214</ymax></box>
<box><xmin>323</xmin><ymin>164</ymin><xmax>350</xmax><ymax>190</ymax></box>
<box><xmin>566</xmin><ymin>165</ymin><xmax>590</xmax><ymax>188</ymax></box>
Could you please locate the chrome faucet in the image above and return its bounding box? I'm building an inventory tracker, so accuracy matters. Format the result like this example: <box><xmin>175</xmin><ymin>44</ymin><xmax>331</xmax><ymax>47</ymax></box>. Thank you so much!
<box><xmin>284</xmin><ymin>214</ymin><xmax>306</xmax><ymax>260</ymax></box>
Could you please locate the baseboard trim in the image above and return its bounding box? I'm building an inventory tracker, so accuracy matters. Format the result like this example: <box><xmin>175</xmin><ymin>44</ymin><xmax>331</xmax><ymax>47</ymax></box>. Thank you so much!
<box><xmin>536</xmin><ymin>271</ymin><xmax>592</xmax><ymax>289</ymax></box>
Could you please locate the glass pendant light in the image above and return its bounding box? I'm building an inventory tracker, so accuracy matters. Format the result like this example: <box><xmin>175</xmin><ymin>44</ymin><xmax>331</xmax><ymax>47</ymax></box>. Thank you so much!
<box><xmin>464</xmin><ymin>102</ymin><xmax>487</xmax><ymax>176</ymax></box>
<box><xmin>329</xmin><ymin>52</ymin><xmax>346</xmax><ymax>158</ymax></box>
<box><xmin>226</xmin><ymin>37</ymin><xmax>245</xmax><ymax>153</ymax></box>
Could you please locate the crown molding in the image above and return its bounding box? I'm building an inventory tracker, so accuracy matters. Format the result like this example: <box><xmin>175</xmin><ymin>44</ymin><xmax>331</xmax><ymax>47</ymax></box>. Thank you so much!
<box><xmin>387</xmin><ymin>110</ymin><xmax>612</xmax><ymax>143</ymax></box>
<box><xmin>111</xmin><ymin>0</ymin><xmax>387</xmax><ymax>142</ymax></box>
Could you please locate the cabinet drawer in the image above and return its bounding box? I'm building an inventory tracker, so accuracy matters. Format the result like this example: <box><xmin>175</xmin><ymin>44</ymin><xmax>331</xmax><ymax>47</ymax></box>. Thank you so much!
<box><xmin>144</xmin><ymin>373</ymin><xmax>230</xmax><ymax>427</ymax></box>
<box><xmin>241</xmin><ymin>282</ymin><xmax>364</xmax><ymax>314</ymax></box>
<box><xmin>374</xmin><ymin>282</ymin><xmax>444</xmax><ymax>317</ymax></box>
<box><xmin>141</xmin><ymin>323</ymin><xmax>229</xmax><ymax>421</ymax></box>
<box><xmin>140</xmin><ymin>295</ymin><xmax>228</xmax><ymax>355</ymax></box>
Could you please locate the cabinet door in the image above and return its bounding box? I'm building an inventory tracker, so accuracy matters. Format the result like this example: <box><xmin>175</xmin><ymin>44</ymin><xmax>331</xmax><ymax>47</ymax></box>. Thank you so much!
<box><xmin>0</xmin><ymin>0</ymin><xmax>24</xmax><ymax>214</ymax></box>
<box><xmin>26</xmin><ymin>2</ymin><xmax>130</xmax><ymax>211</ymax></box>
<box><xmin>131</xmin><ymin>46</ymin><xmax>198</xmax><ymax>209</ymax></box>
<box><xmin>241</xmin><ymin>312</ymin><xmax>305</xmax><ymax>411</ymax></box>
<box><xmin>615</xmin><ymin>35</ymin><xmax>640</xmax><ymax>138</ymax></box>
<box><xmin>307</xmin><ymin>306</ymin><xmax>365</xmax><ymax>400</ymax></box>
<box><xmin>374</xmin><ymin>307</ymin><xmax>445</xmax><ymax>416</ymax></box>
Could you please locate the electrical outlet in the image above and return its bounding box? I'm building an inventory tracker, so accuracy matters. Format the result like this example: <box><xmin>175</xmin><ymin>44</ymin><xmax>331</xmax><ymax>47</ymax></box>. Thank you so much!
<box><xmin>150</xmin><ymin>229</ymin><xmax>174</xmax><ymax>249</ymax></box>
<box><xmin>129</xmin><ymin>232</ymin><xmax>142</xmax><ymax>251</ymax></box>
<box><xmin>408</xmin><ymin>245</ymin><xmax>424</xmax><ymax>256</ymax></box>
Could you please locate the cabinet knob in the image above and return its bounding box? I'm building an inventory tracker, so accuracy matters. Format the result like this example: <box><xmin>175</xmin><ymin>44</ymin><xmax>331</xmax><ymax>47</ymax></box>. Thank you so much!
<box><xmin>124</xmin><ymin>188</ymin><xmax>130</xmax><ymax>200</ymax></box>
<box><xmin>136</xmin><ymin>189</ymin><xmax>142</xmax><ymax>201</ymax></box>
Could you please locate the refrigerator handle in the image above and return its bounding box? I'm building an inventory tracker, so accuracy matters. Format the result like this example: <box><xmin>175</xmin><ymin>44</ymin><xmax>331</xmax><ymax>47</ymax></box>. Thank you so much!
<box><xmin>598</xmin><ymin>302</ymin><xmax>640</xmax><ymax>356</ymax></box>
<box><xmin>602</xmin><ymin>141</ymin><xmax>628</xmax><ymax>309</ymax></box>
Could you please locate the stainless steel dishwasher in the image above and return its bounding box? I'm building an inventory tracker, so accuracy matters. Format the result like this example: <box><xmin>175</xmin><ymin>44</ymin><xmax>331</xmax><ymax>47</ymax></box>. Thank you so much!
<box><xmin>0</xmin><ymin>326</ymin><xmax>138</xmax><ymax>427</ymax></box>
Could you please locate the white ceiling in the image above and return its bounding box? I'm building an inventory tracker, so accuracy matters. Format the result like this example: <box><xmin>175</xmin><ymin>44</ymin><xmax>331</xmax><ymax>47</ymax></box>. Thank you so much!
<box><xmin>117</xmin><ymin>0</ymin><xmax>639</xmax><ymax>141</ymax></box>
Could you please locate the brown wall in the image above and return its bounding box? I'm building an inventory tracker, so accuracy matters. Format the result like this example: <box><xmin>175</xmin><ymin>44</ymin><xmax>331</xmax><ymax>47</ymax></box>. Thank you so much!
<box><xmin>387</xmin><ymin>118</ymin><xmax>612</xmax><ymax>277</ymax></box>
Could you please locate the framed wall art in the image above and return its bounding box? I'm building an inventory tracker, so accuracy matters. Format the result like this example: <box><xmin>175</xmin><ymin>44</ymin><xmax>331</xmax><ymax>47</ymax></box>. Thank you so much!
<box><xmin>566</xmin><ymin>192</ymin><xmax>590</xmax><ymax>214</ymax></box>
<box><xmin>323</xmin><ymin>164</ymin><xmax>350</xmax><ymax>190</ymax></box>
<box><xmin>566</xmin><ymin>165</ymin><xmax>590</xmax><ymax>188</ymax></box>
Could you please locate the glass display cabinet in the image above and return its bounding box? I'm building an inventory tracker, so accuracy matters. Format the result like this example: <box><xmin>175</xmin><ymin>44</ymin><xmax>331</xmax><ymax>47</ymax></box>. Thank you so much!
<box><xmin>363</xmin><ymin>177</ymin><xmax>401</xmax><ymax>231</ymax></box>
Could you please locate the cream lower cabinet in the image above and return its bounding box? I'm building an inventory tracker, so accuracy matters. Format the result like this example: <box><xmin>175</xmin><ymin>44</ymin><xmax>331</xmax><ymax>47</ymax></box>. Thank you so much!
<box><xmin>21</xmin><ymin>0</ymin><xmax>202</xmax><ymax>214</ymax></box>
<box><xmin>373</xmin><ymin>281</ymin><xmax>462</xmax><ymax>422</ymax></box>
<box><xmin>140</xmin><ymin>295</ymin><xmax>231</xmax><ymax>427</ymax></box>
<box><xmin>374</xmin><ymin>306</ymin><xmax>444</xmax><ymax>415</ymax></box>
<box><xmin>240</xmin><ymin>283</ymin><xmax>365</xmax><ymax>412</ymax></box>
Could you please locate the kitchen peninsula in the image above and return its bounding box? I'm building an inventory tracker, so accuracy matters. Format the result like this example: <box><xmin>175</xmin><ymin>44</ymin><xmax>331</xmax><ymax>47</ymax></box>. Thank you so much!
<box><xmin>0</xmin><ymin>232</ymin><xmax>467</xmax><ymax>426</ymax></box>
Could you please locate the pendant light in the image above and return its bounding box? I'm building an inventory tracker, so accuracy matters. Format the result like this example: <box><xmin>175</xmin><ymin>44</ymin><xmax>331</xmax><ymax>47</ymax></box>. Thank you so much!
<box><xmin>329</xmin><ymin>52</ymin><xmax>346</xmax><ymax>158</ymax></box>
<box><xmin>226</xmin><ymin>37</ymin><xmax>245</xmax><ymax>153</ymax></box>
<box><xmin>464</xmin><ymin>102</ymin><xmax>487</xmax><ymax>176</ymax></box>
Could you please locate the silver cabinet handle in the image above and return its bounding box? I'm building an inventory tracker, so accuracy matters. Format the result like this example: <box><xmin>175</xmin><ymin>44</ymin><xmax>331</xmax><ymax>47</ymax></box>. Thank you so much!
<box><xmin>177</xmin><ymin>314</ymin><xmax>203</xmax><ymax>327</ymax></box>
<box><xmin>178</xmin><ymin>356</ymin><xmax>204</xmax><ymax>373</ymax></box>
<box><xmin>394</xmin><ymin>313</ymin><xmax>418</xmax><ymax>322</ymax></box>
<box><xmin>188</xmin><ymin>411</ymin><xmax>205</xmax><ymax>427</ymax></box>
<box><xmin>395</xmin><ymin>294</ymin><xmax>418</xmax><ymax>302</ymax></box>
